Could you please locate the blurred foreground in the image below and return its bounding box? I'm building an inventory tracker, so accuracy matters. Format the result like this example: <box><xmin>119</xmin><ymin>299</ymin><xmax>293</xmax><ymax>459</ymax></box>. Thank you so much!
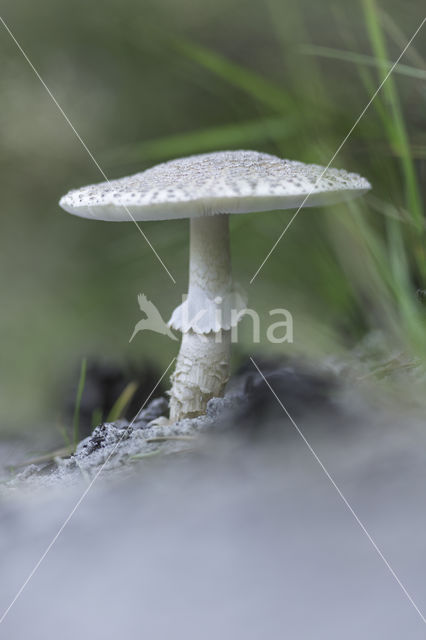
<box><xmin>1</xmin><ymin>361</ymin><xmax>425</xmax><ymax>638</ymax></box>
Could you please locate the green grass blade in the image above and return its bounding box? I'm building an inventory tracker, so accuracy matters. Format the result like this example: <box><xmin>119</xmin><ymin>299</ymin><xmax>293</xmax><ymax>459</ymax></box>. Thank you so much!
<box><xmin>174</xmin><ymin>39</ymin><xmax>295</xmax><ymax>113</ymax></box>
<box><xmin>104</xmin><ymin>116</ymin><xmax>297</xmax><ymax>166</ymax></box>
<box><xmin>72</xmin><ymin>357</ymin><xmax>87</xmax><ymax>447</ymax></box>
<box><xmin>56</xmin><ymin>419</ymin><xmax>71</xmax><ymax>448</ymax></box>
<box><xmin>300</xmin><ymin>44</ymin><xmax>426</xmax><ymax>80</ymax></box>
<box><xmin>91</xmin><ymin>407</ymin><xmax>103</xmax><ymax>429</ymax></box>
<box><xmin>379</xmin><ymin>9</ymin><xmax>426</xmax><ymax>68</ymax></box>
<box><xmin>107</xmin><ymin>381</ymin><xmax>138</xmax><ymax>422</ymax></box>
<box><xmin>361</xmin><ymin>0</ymin><xmax>423</xmax><ymax>230</ymax></box>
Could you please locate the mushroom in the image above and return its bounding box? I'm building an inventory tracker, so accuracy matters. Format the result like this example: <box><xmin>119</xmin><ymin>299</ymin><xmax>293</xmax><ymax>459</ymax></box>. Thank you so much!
<box><xmin>59</xmin><ymin>150</ymin><xmax>371</xmax><ymax>421</ymax></box>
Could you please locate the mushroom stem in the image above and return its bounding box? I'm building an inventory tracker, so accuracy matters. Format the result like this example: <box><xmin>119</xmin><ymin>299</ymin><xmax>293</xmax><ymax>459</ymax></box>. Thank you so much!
<box><xmin>188</xmin><ymin>214</ymin><xmax>231</xmax><ymax>299</ymax></box>
<box><xmin>169</xmin><ymin>214</ymin><xmax>232</xmax><ymax>421</ymax></box>
<box><xmin>169</xmin><ymin>329</ymin><xmax>231</xmax><ymax>421</ymax></box>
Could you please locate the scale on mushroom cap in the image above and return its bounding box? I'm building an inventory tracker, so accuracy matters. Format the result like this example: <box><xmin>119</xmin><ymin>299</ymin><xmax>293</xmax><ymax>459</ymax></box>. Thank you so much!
<box><xmin>60</xmin><ymin>150</ymin><xmax>371</xmax><ymax>421</ymax></box>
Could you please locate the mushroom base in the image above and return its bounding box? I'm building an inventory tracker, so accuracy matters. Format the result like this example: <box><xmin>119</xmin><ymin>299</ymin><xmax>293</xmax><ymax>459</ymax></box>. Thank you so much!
<box><xmin>169</xmin><ymin>330</ymin><xmax>231</xmax><ymax>422</ymax></box>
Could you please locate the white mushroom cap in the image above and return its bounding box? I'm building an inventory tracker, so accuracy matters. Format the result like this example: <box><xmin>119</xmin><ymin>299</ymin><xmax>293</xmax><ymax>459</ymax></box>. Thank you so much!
<box><xmin>59</xmin><ymin>150</ymin><xmax>371</xmax><ymax>221</ymax></box>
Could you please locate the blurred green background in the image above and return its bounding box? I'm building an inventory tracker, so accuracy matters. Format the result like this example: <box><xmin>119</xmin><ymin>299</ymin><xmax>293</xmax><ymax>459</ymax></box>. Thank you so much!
<box><xmin>0</xmin><ymin>0</ymin><xmax>424</xmax><ymax>435</ymax></box>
